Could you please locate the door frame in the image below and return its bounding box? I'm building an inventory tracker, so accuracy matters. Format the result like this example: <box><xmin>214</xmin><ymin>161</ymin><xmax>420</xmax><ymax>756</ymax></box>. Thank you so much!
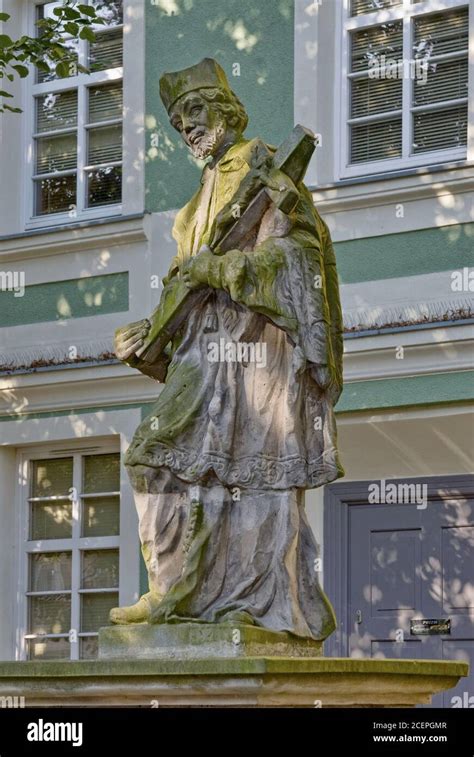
<box><xmin>323</xmin><ymin>474</ymin><xmax>474</xmax><ymax>658</ymax></box>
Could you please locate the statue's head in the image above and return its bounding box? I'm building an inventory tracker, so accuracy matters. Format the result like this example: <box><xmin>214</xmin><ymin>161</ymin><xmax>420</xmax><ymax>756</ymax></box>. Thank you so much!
<box><xmin>159</xmin><ymin>58</ymin><xmax>248</xmax><ymax>160</ymax></box>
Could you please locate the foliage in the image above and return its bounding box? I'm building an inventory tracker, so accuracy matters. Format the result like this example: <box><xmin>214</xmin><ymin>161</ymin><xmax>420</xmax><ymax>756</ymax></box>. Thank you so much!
<box><xmin>0</xmin><ymin>0</ymin><xmax>106</xmax><ymax>113</ymax></box>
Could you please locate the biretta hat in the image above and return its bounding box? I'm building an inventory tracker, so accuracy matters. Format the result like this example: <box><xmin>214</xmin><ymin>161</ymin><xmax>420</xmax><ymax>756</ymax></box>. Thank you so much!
<box><xmin>159</xmin><ymin>57</ymin><xmax>231</xmax><ymax>113</ymax></box>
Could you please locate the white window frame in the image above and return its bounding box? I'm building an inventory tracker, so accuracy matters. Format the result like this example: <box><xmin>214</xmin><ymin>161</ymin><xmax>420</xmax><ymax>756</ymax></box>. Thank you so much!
<box><xmin>338</xmin><ymin>0</ymin><xmax>471</xmax><ymax>179</ymax></box>
<box><xmin>24</xmin><ymin>0</ymin><xmax>124</xmax><ymax>231</ymax></box>
<box><xmin>16</xmin><ymin>438</ymin><xmax>123</xmax><ymax>662</ymax></box>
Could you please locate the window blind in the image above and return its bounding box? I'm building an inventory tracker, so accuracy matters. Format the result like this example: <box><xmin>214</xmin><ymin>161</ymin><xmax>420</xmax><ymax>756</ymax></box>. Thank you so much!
<box><xmin>412</xmin><ymin>8</ymin><xmax>468</xmax><ymax>154</ymax></box>
<box><xmin>351</xmin><ymin>0</ymin><xmax>402</xmax><ymax>17</ymax></box>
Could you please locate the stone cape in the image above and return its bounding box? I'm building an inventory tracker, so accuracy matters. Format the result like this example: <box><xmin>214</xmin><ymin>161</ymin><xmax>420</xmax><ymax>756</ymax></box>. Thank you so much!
<box><xmin>119</xmin><ymin>136</ymin><xmax>344</xmax><ymax>638</ymax></box>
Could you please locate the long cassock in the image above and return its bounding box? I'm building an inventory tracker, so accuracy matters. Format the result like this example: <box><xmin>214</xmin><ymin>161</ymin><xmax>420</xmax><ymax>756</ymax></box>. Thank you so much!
<box><xmin>124</xmin><ymin>136</ymin><xmax>344</xmax><ymax>640</ymax></box>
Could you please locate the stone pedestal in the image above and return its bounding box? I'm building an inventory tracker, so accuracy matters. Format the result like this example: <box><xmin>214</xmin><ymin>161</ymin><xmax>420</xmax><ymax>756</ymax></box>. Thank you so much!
<box><xmin>98</xmin><ymin>623</ymin><xmax>323</xmax><ymax>660</ymax></box>
<box><xmin>0</xmin><ymin>622</ymin><xmax>467</xmax><ymax>707</ymax></box>
<box><xmin>0</xmin><ymin>656</ymin><xmax>467</xmax><ymax>707</ymax></box>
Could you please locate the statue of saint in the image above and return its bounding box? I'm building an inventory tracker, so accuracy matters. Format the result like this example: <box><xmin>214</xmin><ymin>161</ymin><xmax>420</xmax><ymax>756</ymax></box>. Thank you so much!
<box><xmin>111</xmin><ymin>58</ymin><xmax>344</xmax><ymax>641</ymax></box>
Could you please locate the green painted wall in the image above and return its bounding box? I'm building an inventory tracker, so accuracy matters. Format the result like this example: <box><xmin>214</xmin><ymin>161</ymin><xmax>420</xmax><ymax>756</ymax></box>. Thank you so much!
<box><xmin>145</xmin><ymin>0</ymin><xmax>294</xmax><ymax>213</ymax></box>
<box><xmin>336</xmin><ymin>370</ymin><xmax>474</xmax><ymax>414</ymax></box>
<box><xmin>0</xmin><ymin>272</ymin><xmax>129</xmax><ymax>327</ymax></box>
<box><xmin>335</xmin><ymin>222</ymin><xmax>474</xmax><ymax>285</ymax></box>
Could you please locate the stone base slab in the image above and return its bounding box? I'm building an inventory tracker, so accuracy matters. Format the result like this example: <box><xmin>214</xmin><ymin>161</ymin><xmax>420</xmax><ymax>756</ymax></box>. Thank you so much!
<box><xmin>98</xmin><ymin>623</ymin><xmax>323</xmax><ymax>660</ymax></box>
<box><xmin>0</xmin><ymin>657</ymin><xmax>467</xmax><ymax>707</ymax></box>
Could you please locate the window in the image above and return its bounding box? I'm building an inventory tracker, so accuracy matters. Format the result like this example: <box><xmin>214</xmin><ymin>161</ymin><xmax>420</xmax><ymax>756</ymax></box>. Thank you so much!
<box><xmin>30</xmin><ymin>1</ymin><xmax>123</xmax><ymax>222</ymax></box>
<box><xmin>21</xmin><ymin>448</ymin><xmax>121</xmax><ymax>661</ymax></box>
<box><xmin>341</xmin><ymin>0</ymin><xmax>469</xmax><ymax>176</ymax></box>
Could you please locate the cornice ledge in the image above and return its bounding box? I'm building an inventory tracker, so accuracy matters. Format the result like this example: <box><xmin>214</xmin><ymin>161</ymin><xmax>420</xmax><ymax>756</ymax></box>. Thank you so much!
<box><xmin>0</xmin><ymin>218</ymin><xmax>148</xmax><ymax>262</ymax></box>
<box><xmin>313</xmin><ymin>176</ymin><xmax>474</xmax><ymax>214</ymax></box>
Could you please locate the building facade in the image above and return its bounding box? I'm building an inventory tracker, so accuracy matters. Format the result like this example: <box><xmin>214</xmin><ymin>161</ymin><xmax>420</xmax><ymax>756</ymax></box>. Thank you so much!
<box><xmin>0</xmin><ymin>0</ymin><xmax>472</xmax><ymax>708</ymax></box>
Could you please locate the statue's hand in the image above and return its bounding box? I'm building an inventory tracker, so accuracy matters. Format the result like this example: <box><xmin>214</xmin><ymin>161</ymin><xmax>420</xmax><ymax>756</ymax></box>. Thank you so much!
<box><xmin>114</xmin><ymin>319</ymin><xmax>151</xmax><ymax>361</ymax></box>
<box><xmin>182</xmin><ymin>246</ymin><xmax>222</xmax><ymax>290</ymax></box>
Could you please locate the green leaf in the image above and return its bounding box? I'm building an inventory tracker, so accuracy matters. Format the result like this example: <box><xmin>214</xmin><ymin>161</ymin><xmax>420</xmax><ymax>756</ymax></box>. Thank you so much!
<box><xmin>63</xmin><ymin>8</ymin><xmax>81</xmax><ymax>20</ymax></box>
<box><xmin>64</xmin><ymin>22</ymin><xmax>79</xmax><ymax>35</ymax></box>
<box><xmin>55</xmin><ymin>61</ymin><xmax>70</xmax><ymax>78</ymax></box>
<box><xmin>0</xmin><ymin>34</ymin><xmax>13</xmax><ymax>48</ymax></box>
<box><xmin>6</xmin><ymin>72</ymin><xmax>14</xmax><ymax>81</ymax></box>
<box><xmin>79</xmin><ymin>26</ymin><xmax>96</xmax><ymax>42</ymax></box>
<box><xmin>3</xmin><ymin>104</ymin><xmax>23</xmax><ymax>113</ymax></box>
<box><xmin>12</xmin><ymin>64</ymin><xmax>29</xmax><ymax>77</ymax></box>
<box><xmin>52</xmin><ymin>44</ymin><xmax>67</xmax><ymax>58</ymax></box>
<box><xmin>0</xmin><ymin>12</ymin><xmax>11</xmax><ymax>22</ymax></box>
<box><xmin>78</xmin><ymin>5</ymin><xmax>97</xmax><ymax>18</ymax></box>
<box><xmin>0</xmin><ymin>89</ymin><xmax>13</xmax><ymax>97</ymax></box>
<box><xmin>52</xmin><ymin>7</ymin><xmax>63</xmax><ymax>16</ymax></box>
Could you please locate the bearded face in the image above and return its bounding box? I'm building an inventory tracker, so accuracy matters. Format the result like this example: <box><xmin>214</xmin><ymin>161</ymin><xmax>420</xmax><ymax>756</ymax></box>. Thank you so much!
<box><xmin>169</xmin><ymin>92</ymin><xmax>227</xmax><ymax>159</ymax></box>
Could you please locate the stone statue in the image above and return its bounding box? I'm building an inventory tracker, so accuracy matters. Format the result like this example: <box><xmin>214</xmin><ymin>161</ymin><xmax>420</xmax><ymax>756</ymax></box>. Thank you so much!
<box><xmin>111</xmin><ymin>58</ymin><xmax>344</xmax><ymax>642</ymax></box>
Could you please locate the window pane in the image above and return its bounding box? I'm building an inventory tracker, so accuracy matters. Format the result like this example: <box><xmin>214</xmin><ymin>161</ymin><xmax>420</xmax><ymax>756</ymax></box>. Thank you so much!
<box><xmin>34</xmin><ymin>175</ymin><xmax>76</xmax><ymax>215</ymax></box>
<box><xmin>30</xmin><ymin>501</ymin><xmax>73</xmax><ymax>540</ymax></box>
<box><xmin>86</xmin><ymin>166</ymin><xmax>122</xmax><ymax>207</ymax></box>
<box><xmin>29</xmin><ymin>594</ymin><xmax>71</xmax><ymax>635</ymax></box>
<box><xmin>36</xmin><ymin>3</ymin><xmax>78</xmax><ymax>84</ymax></box>
<box><xmin>413</xmin><ymin>8</ymin><xmax>469</xmax><ymax>60</ymax></box>
<box><xmin>83</xmin><ymin>454</ymin><xmax>120</xmax><ymax>493</ymax></box>
<box><xmin>351</xmin><ymin>0</ymin><xmax>401</xmax><ymax>16</ymax></box>
<box><xmin>30</xmin><ymin>552</ymin><xmax>72</xmax><ymax>592</ymax></box>
<box><xmin>36</xmin><ymin>133</ymin><xmax>77</xmax><ymax>174</ymax></box>
<box><xmin>83</xmin><ymin>496</ymin><xmax>120</xmax><ymax>537</ymax></box>
<box><xmin>80</xmin><ymin>636</ymin><xmax>98</xmax><ymax>660</ymax></box>
<box><xmin>36</xmin><ymin>51</ymin><xmax>79</xmax><ymax>84</ymax></box>
<box><xmin>32</xmin><ymin>458</ymin><xmax>73</xmax><ymax>497</ymax></box>
<box><xmin>27</xmin><ymin>637</ymin><xmax>70</xmax><ymax>661</ymax></box>
<box><xmin>89</xmin><ymin>28</ymin><xmax>123</xmax><ymax>71</ymax></box>
<box><xmin>413</xmin><ymin>105</ymin><xmax>467</xmax><ymax>154</ymax></box>
<box><xmin>81</xmin><ymin>592</ymin><xmax>118</xmax><ymax>632</ymax></box>
<box><xmin>351</xmin><ymin>118</ymin><xmax>402</xmax><ymax>163</ymax></box>
<box><xmin>82</xmin><ymin>549</ymin><xmax>119</xmax><ymax>589</ymax></box>
<box><xmin>351</xmin><ymin>22</ymin><xmax>403</xmax><ymax>73</ymax></box>
<box><xmin>88</xmin><ymin>84</ymin><xmax>123</xmax><ymax>123</ymax></box>
<box><xmin>413</xmin><ymin>58</ymin><xmax>468</xmax><ymax>107</ymax></box>
<box><xmin>351</xmin><ymin>76</ymin><xmax>402</xmax><ymax>118</ymax></box>
<box><xmin>88</xmin><ymin>124</ymin><xmax>122</xmax><ymax>165</ymax></box>
<box><xmin>36</xmin><ymin>91</ymin><xmax>78</xmax><ymax>133</ymax></box>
